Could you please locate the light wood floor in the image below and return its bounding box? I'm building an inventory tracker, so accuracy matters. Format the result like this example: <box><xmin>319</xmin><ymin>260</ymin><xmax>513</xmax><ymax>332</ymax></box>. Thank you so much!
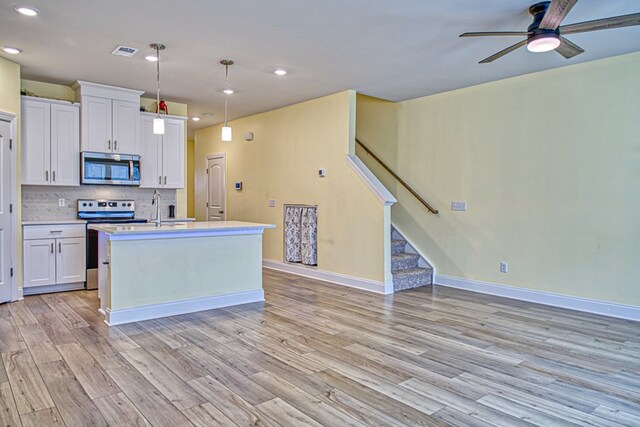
<box><xmin>1</xmin><ymin>269</ymin><xmax>639</xmax><ymax>426</ymax></box>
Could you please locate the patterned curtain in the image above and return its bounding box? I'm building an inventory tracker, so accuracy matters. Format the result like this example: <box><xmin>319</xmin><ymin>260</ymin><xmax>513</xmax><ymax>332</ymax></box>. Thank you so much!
<box><xmin>284</xmin><ymin>205</ymin><xmax>317</xmax><ymax>266</ymax></box>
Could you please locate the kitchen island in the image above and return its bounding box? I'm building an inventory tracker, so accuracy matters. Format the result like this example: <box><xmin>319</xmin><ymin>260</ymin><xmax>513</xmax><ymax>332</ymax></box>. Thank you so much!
<box><xmin>89</xmin><ymin>221</ymin><xmax>275</xmax><ymax>325</ymax></box>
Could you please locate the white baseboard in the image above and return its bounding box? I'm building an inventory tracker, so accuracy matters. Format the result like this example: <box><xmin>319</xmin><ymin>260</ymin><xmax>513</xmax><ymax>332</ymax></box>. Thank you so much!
<box><xmin>105</xmin><ymin>289</ymin><xmax>265</xmax><ymax>326</ymax></box>
<box><xmin>263</xmin><ymin>260</ymin><xmax>392</xmax><ymax>294</ymax></box>
<box><xmin>23</xmin><ymin>282</ymin><xmax>85</xmax><ymax>296</ymax></box>
<box><xmin>436</xmin><ymin>274</ymin><xmax>640</xmax><ymax>322</ymax></box>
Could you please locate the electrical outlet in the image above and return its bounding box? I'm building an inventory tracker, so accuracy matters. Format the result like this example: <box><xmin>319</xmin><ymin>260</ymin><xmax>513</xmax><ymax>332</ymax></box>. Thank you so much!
<box><xmin>451</xmin><ymin>201</ymin><xmax>466</xmax><ymax>211</ymax></box>
<box><xmin>269</xmin><ymin>199</ymin><xmax>276</xmax><ymax>208</ymax></box>
<box><xmin>58</xmin><ymin>198</ymin><xmax>65</xmax><ymax>207</ymax></box>
<box><xmin>500</xmin><ymin>261</ymin><xmax>508</xmax><ymax>273</ymax></box>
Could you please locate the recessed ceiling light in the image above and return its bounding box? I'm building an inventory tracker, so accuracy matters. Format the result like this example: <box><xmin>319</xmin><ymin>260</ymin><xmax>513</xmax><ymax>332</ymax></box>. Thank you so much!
<box><xmin>274</xmin><ymin>69</ymin><xmax>287</xmax><ymax>76</ymax></box>
<box><xmin>2</xmin><ymin>46</ymin><xmax>22</xmax><ymax>54</ymax></box>
<box><xmin>222</xmin><ymin>89</ymin><xmax>234</xmax><ymax>95</ymax></box>
<box><xmin>191</xmin><ymin>117</ymin><xmax>201</xmax><ymax>122</ymax></box>
<box><xmin>145</xmin><ymin>55</ymin><xmax>158</xmax><ymax>62</ymax></box>
<box><xmin>14</xmin><ymin>6</ymin><xmax>39</xmax><ymax>16</ymax></box>
<box><xmin>203</xmin><ymin>113</ymin><xmax>213</xmax><ymax>117</ymax></box>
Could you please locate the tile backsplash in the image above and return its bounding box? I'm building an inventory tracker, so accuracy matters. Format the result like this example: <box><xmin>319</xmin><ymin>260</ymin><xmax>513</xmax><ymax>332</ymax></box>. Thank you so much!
<box><xmin>21</xmin><ymin>186</ymin><xmax>177</xmax><ymax>221</ymax></box>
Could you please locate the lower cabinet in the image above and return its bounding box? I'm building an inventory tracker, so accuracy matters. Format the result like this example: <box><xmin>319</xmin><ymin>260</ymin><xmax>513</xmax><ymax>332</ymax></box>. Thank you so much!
<box><xmin>23</xmin><ymin>224</ymin><xmax>86</xmax><ymax>293</ymax></box>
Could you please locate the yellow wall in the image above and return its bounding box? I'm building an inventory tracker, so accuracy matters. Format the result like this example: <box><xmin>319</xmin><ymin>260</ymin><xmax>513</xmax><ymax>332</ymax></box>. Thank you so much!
<box><xmin>194</xmin><ymin>91</ymin><xmax>389</xmax><ymax>284</ymax></box>
<box><xmin>186</xmin><ymin>139</ymin><xmax>195</xmax><ymax>218</ymax></box>
<box><xmin>357</xmin><ymin>52</ymin><xmax>640</xmax><ymax>306</ymax></box>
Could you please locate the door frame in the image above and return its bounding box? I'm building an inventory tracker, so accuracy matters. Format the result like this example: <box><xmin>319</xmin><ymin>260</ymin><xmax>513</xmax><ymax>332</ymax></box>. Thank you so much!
<box><xmin>0</xmin><ymin>111</ymin><xmax>19</xmax><ymax>302</ymax></box>
<box><xmin>205</xmin><ymin>153</ymin><xmax>226</xmax><ymax>221</ymax></box>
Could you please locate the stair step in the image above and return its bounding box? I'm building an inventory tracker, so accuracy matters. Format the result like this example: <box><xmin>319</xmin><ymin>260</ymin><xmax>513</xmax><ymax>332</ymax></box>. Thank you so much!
<box><xmin>391</xmin><ymin>239</ymin><xmax>406</xmax><ymax>255</ymax></box>
<box><xmin>391</xmin><ymin>253</ymin><xmax>420</xmax><ymax>272</ymax></box>
<box><xmin>392</xmin><ymin>267</ymin><xmax>433</xmax><ymax>291</ymax></box>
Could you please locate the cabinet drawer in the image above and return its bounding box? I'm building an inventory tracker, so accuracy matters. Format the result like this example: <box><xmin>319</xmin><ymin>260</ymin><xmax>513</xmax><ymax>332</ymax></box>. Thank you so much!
<box><xmin>23</xmin><ymin>224</ymin><xmax>86</xmax><ymax>240</ymax></box>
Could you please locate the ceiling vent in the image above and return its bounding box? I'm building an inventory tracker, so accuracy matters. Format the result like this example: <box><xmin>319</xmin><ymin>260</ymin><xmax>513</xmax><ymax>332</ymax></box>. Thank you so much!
<box><xmin>111</xmin><ymin>45</ymin><xmax>138</xmax><ymax>57</ymax></box>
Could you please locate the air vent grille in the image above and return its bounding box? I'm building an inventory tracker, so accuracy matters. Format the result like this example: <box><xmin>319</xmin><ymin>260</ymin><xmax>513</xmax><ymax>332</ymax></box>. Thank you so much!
<box><xmin>111</xmin><ymin>45</ymin><xmax>138</xmax><ymax>57</ymax></box>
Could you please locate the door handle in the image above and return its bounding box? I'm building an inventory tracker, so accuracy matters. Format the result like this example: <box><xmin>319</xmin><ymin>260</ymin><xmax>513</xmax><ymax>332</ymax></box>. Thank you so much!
<box><xmin>52</xmin><ymin>171</ymin><xmax>56</xmax><ymax>182</ymax></box>
<box><xmin>58</xmin><ymin>242</ymin><xmax>61</xmax><ymax>253</ymax></box>
<box><xmin>164</xmin><ymin>176</ymin><xmax>167</xmax><ymax>185</ymax></box>
<box><xmin>219</xmin><ymin>210</ymin><xmax>224</xmax><ymax>214</ymax></box>
<box><xmin>108</xmin><ymin>140</ymin><xmax>111</xmax><ymax>150</ymax></box>
<box><xmin>114</xmin><ymin>140</ymin><xmax>118</xmax><ymax>151</ymax></box>
<box><xmin>158</xmin><ymin>176</ymin><xmax>162</xmax><ymax>185</ymax></box>
<box><xmin>50</xmin><ymin>243</ymin><xmax>54</xmax><ymax>253</ymax></box>
<box><xmin>45</xmin><ymin>170</ymin><xmax>49</xmax><ymax>182</ymax></box>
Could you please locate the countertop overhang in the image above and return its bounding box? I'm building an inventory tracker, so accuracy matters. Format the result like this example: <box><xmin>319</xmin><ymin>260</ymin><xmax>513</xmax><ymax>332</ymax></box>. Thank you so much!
<box><xmin>89</xmin><ymin>220</ymin><xmax>276</xmax><ymax>241</ymax></box>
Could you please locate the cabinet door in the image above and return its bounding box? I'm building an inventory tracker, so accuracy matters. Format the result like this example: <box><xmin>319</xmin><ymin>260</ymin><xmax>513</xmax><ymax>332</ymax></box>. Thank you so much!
<box><xmin>21</xmin><ymin>99</ymin><xmax>51</xmax><ymax>185</ymax></box>
<box><xmin>112</xmin><ymin>100</ymin><xmax>139</xmax><ymax>154</ymax></box>
<box><xmin>50</xmin><ymin>104</ymin><xmax>80</xmax><ymax>186</ymax></box>
<box><xmin>162</xmin><ymin>118</ymin><xmax>185</xmax><ymax>189</ymax></box>
<box><xmin>139</xmin><ymin>115</ymin><xmax>162</xmax><ymax>188</ymax></box>
<box><xmin>23</xmin><ymin>239</ymin><xmax>56</xmax><ymax>288</ymax></box>
<box><xmin>82</xmin><ymin>96</ymin><xmax>112</xmax><ymax>152</ymax></box>
<box><xmin>55</xmin><ymin>237</ymin><xmax>86</xmax><ymax>284</ymax></box>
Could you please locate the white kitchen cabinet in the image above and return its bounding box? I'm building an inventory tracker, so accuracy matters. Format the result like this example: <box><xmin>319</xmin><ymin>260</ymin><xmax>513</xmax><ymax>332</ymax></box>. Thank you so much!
<box><xmin>21</xmin><ymin>96</ymin><xmax>80</xmax><ymax>186</ymax></box>
<box><xmin>140</xmin><ymin>113</ymin><xmax>186</xmax><ymax>189</ymax></box>
<box><xmin>73</xmin><ymin>81</ymin><xmax>143</xmax><ymax>155</ymax></box>
<box><xmin>23</xmin><ymin>223</ymin><xmax>86</xmax><ymax>294</ymax></box>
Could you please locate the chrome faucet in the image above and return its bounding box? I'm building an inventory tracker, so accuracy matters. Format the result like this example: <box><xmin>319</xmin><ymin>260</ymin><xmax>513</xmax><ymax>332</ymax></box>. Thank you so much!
<box><xmin>152</xmin><ymin>189</ymin><xmax>162</xmax><ymax>226</ymax></box>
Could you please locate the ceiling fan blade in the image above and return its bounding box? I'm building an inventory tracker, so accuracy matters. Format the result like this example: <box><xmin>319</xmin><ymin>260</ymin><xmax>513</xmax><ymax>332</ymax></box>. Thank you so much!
<box><xmin>460</xmin><ymin>31</ymin><xmax>529</xmax><ymax>37</ymax></box>
<box><xmin>555</xmin><ymin>37</ymin><xmax>585</xmax><ymax>59</ymax></box>
<box><xmin>479</xmin><ymin>40</ymin><xmax>528</xmax><ymax>64</ymax></box>
<box><xmin>540</xmin><ymin>0</ymin><xmax>579</xmax><ymax>30</ymax></box>
<box><xmin>560</xmin><ymin>13</ymin><xmax>640</xmax><ymax>34</ymax></box>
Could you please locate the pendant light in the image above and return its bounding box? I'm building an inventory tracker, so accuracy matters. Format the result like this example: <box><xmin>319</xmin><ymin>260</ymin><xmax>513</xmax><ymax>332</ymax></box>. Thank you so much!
<box><xmin>150</xmin><ymin>43</ymin><xmax>166</xmax><ymax>135</ymax></box>
<box><xmin>220</xmin><ymin>59</ymin><xmax>234</xmax><ymax>141</ymax></box>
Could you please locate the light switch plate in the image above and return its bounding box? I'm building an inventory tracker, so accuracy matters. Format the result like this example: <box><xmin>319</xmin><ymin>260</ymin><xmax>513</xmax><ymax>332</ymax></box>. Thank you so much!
<box><xmin>269</xmin><ymin>199</ymin><xmax>276</xmax><ymax>207</ymax></box>
<box><xmin>451</xmin><ymin>201</ymin><xmax>466</xmax><ymax>211</ymax></box>
<box><xmin>58</xmin><ymin>198</ymin><xmax>65</xmax><ymax>207</ymax></box>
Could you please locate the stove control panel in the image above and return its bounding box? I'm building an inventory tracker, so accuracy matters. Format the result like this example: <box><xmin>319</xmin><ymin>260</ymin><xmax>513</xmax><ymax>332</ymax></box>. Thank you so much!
<box><xmin>77</xmin><ymin>199</ymin><xmax>135</xmax><ymax>212</ymax></box>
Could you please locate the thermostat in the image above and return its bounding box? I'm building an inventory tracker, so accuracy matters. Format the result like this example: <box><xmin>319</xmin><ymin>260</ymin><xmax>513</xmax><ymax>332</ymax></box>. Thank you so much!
<box><xmin>318</xmin><ymin>168</ymin><xmax>326</xmax><ymax>177</ymax></box>
<box><xmin>235</xmin><ymin>181</ymin><xmax>243</xmax><ymax>190</ymax></box>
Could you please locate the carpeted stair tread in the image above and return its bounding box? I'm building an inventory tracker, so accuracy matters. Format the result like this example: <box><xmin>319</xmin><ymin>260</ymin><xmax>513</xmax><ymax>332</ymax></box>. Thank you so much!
<box><xmin>391</xmin><ymin>253</ymin><xmax>420</xmax><ymax>271</ymax></box>
<box><xmin>391</xmin><ymin>239</ymin><xmax>407</xmax><ymax>255</ymax></box>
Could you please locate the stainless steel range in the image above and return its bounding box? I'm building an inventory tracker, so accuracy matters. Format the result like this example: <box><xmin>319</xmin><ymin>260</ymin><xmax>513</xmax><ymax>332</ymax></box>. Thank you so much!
<box><xmin>78</xmin><ymin>199</ymin><xmax>147</xmax><ymax>289</ymax></box>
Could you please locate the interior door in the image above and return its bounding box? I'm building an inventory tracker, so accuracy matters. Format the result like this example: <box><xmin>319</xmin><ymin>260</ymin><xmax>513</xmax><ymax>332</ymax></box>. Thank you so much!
<box><xmin>112</xmin><ymin>100</ymin><xmax>138</xmax><ymax>154</ymax></box>
<box><xmin>56</xmin><ymin>237</ymin><xmax>86</xmax><ymax>284</ymax></box>
<box><xmin>0</xmin><ymin>120</ymin><xmax>12</xmax><ymax>302</ymax></box>
<box><xmin>50</xmin><ymin>103</ymin><xmax>79</xmax><ymax>186</ymax></box>
<box><xmin>207</xmin><ymin>156</ymin><xmax>226</xmax><ymax>221</ymax></box>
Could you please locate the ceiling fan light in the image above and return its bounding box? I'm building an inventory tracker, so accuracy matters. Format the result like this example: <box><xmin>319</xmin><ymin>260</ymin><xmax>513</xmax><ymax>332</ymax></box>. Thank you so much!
<box><xmin>527</xmin><ymin>35</ymin><xmax>561</xmax><ymax>53</ymax></box>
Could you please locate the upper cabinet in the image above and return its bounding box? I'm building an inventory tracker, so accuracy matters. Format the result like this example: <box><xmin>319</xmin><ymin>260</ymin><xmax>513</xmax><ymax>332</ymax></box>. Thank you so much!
<box><xmin>73</xmin><ymin>81</ymin><xmax>144</xmax><ymax>155</ymax></box>
<box><xmin>21</xmin><ymin>96</ymin><xmax>80</xmax><ymax>186</ymax></box>
<box><xmin>140</xmin><ymin>113</ymin><xmax>186</xmax><ymax>189</ymax></box>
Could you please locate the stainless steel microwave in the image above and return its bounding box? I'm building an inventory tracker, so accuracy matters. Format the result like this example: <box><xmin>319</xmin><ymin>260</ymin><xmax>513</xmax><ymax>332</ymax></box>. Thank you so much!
<box><xmin>81</xmin><ymin>152</ymin><xmax>141</xmax><ymax>186</ymax></box>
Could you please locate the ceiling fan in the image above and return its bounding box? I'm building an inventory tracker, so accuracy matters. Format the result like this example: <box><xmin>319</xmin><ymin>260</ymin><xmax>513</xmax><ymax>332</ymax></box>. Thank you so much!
<box><xmin>460</xmin><ymin>0</ymin><xmax>640</xmax><ymax>63</ymax></box>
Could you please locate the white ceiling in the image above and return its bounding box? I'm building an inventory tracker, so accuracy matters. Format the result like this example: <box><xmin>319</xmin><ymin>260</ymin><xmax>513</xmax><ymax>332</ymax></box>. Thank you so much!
<box><xmin>1</xmin><ymin>0</ymin><xmax>639</xmax><ymax>137</ymax></box>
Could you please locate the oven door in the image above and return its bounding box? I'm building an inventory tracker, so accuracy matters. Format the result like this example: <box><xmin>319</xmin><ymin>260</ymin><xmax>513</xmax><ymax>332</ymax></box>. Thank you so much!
<box><xmin>81</xmin><ymin>152</ymin><xmax>141</xmax><ymax>185</ymax></box>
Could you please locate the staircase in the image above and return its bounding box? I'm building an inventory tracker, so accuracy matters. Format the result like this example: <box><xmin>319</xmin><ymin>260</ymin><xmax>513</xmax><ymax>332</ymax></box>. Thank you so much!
<box><xmin>391</xmin><ymin>228</ymin><xmax>433</xmax><ymax>292</ymax></box>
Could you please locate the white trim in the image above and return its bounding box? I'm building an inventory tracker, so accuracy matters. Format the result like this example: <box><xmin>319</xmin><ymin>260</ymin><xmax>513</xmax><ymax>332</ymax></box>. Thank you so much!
<box><xmin>435</xmin><ymin>274</ymin><xmax>640</xmax><ymax>322</ymax></box>
<box><xmin>263</xmin><ymin>259</ymin><xmax>392</xmax><ymax>294</ymax></box>
<box><xmin>104</xmin><ymin>289</ymin><xmax>265</xmax><ymax>325</ymax></box>
<box><xmin>0</xmin><ymin>112</ymin><xmax>19</xmax><ymax>302</ymax></box>
<box><xmin>346</xmin><ymin>155</ymin><xmax>396</xmax><ymax>206</ymax></box>
<box><xmin>20</xmin><ymin>95</ymin><xmax>79</xmax><ymax>107</ymax></box>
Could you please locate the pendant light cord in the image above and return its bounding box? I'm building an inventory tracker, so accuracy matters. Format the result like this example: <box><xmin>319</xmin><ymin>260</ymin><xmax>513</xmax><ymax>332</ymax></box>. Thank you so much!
<box><xmin>224</xmin><ymin>63</ymin><xmax>229</xmax><ymax>126</ymax></box>
<box><xmin>156</xmin><ymin>46</ymin><xmax>161</xmax><ymax>117</ymax></box>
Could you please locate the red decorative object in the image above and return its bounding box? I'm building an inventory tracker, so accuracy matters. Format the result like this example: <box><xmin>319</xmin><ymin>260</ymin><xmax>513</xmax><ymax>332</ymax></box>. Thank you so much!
<box><xmin>157</xmin><ymin>100</ymin><xmax>168</xmax><ymax>115</ymax></box>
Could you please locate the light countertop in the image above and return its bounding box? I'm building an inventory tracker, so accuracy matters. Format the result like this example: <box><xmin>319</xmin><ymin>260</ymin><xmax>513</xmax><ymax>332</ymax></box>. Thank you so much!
<box><xmin>89</xmin><ymin>220</ymin><xmax>275</xmax><ymax>240</ymax></box>
<box><xmin>23</xmin><ymin>219</ymin><xmax>87</xmax><ymax>226</ymax></box>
